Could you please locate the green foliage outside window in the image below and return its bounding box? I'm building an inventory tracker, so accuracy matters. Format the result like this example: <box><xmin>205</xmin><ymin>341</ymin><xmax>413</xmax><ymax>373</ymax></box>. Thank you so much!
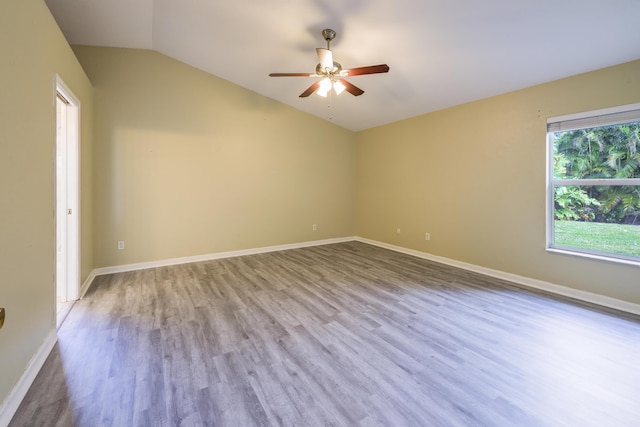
<box><xmin>553</xmin><ymin>123</ymin><xmax>640</xmax><ymax>224</ymax></box>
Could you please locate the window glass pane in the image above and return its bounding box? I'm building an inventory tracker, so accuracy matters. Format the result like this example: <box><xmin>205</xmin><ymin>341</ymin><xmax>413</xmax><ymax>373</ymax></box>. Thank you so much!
<box><xmin>553</xmin><ymin>185</ymin><xmax>640</xmax><ymax>259</ymax></box>
<box><xmin>552</xmin><ymin>122</ymin><xmax>640</xmax><ymax>180</ymax></box>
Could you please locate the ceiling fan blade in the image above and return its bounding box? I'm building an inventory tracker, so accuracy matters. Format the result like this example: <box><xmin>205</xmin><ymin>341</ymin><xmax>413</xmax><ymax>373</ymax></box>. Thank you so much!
<box><xmin>269</xmin><ymin>72</ymin><xmax>314</xmax><ymax>77</ymax></box>
<box><xmin>316</xmin><ymin>48</ymin><xmax>333</xmax><ymax>71</ymax></box>
<box><xmin>338</xmin><ymin>79</ymin><xmax>364</xmax><ymax>96</ymax></box>
<box><xmin>344</xmin><ymin>64</ymin><xmax>390</xmax><ymax>76</ymax></box>
<box><xmin>299</xmin><ymin>81</ymin><xmax>320</xmax><ymax>98</ymax></box>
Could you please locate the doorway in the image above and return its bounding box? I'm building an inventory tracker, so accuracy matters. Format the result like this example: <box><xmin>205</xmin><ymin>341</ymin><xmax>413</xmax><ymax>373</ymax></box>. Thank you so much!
<box><xmin>55</xmin><ymin>77</ymin><xmax>80</xmax><ymax>325</ymax></box>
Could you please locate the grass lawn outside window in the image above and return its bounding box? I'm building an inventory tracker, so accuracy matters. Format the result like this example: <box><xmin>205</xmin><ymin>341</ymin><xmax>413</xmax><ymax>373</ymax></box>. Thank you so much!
<box><xmin>554</xmin><ymin>221</ymin><xmax>640</xmax><ymax>258</ymax></box>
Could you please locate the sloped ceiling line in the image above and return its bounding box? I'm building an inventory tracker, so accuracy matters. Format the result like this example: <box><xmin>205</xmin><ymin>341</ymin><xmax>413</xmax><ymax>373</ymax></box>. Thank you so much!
<box><xmin>46</xmin><ymin>0</ymin><xmax>640</xmax><ymax>131</ymax></box>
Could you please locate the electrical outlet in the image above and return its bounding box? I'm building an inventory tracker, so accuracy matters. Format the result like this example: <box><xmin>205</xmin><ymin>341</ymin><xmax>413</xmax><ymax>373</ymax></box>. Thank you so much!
<box><xmin>117</xmin><ymin>240</ymin><xmax>125</xmax><ymax>250</ymax></box>
<box><xmin>312</xmin><ymin>224</ymin><xmax>317</xmax><ymax>231</ymax></box>
<box><xmin>425</xmin><ymin>232</ymin><xmax>430</xmax><ymax>241</ymax></box>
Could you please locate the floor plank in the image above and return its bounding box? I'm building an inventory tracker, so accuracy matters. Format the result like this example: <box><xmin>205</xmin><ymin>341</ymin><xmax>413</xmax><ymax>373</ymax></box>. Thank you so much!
<box><xmin>10</xmin><ymin>242</ymin><xmax>640</xmax><ymax>426</ymax></box>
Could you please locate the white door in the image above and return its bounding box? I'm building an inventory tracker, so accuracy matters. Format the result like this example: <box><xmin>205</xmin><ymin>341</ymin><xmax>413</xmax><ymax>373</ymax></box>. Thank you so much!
<box><xmin>56</xmin><ymin>78</ymin><xmax>80</xmax><ymax>308</ymax></box>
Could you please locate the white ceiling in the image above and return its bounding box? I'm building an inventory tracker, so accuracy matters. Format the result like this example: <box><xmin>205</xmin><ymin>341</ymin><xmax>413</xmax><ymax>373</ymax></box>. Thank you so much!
<box><xmin>45</xmin><ymin>0</ymin><xmax>640</xmax><ymax>131</ymax></box>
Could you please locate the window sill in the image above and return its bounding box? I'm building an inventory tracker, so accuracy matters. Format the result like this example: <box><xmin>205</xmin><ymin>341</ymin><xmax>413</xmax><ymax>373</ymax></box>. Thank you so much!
<box><xmin>547</xmin><ymin>247</ymin><xmax>640</xmax><ymax>268</ymax></box>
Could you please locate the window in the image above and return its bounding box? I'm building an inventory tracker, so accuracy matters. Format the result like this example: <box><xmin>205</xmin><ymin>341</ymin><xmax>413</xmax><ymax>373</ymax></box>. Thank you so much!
<box><xmin>547</xmin><ymin>103</ymin><xmax>640</xmax><ymax>265</ymax></box>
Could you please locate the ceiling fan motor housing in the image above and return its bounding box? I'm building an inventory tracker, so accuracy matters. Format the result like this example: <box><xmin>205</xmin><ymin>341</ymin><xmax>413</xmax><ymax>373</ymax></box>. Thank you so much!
<box><xmin>316</xmin><ymin>61</ymin><xmax>342</xmax><ymax>76</ymax></box>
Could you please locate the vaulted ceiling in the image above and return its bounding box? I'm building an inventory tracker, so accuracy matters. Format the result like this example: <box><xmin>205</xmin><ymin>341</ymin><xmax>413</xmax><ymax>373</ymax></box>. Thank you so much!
<box><xmin>45</xmin><ymin>0</ymin><xmax>640</xmax><ymax>131</ymax></box>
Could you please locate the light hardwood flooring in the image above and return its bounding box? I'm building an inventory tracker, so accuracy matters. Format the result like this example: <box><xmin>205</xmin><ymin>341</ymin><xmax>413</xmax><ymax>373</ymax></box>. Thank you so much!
<box><xmin>10</xmin><ymin>242</ymin><xmax>640</xmax><ymax>426</ymax></box>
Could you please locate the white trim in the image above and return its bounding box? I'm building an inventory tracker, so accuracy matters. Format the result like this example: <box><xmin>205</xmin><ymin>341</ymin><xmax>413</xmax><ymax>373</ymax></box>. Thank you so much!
<box><xmin>55</xmin><ymin>75</ymin><xmax>81</xmax><ymax>302</ymax></box>
<box><xmin>355</xmin><ymin>237</ymin><xmax>640</xmax><ymax>316</ymax></box>
<box><xmin>80</xmin><ymin>269</ymin><xmax>97</xmax><ymax>298</ymax></box>
<box><xmin>0</xmin><ymin>330</ymin><xmax>57</xmax><ymax>427</ymax></box>
<box><xmin>553</xmin><ymin>178</ymin><xmax>640</xmax><ymax>186</ymax></box>
<box><xmin>80</xmin><ymin>236</ymin><xmax>640</xmax><ymax>318</ymax></box>
<box><xmin>546</xmin><ymin>132</ymin><xmax>554</xmax><ymax>251</ymax></box>
<box><xmin>546</xmin><ymin>247</ymin><xmax>640</xmax><ymax>268</ymax></box>
<box><xmin>547</xmin><ymin>102</ymin><xmax>640</xmax><ymax>124</ymax></box>
<box><xmin>92</xmin><ymin>237</ymin><xmax>355</xmax><ymax>276</ymax></box>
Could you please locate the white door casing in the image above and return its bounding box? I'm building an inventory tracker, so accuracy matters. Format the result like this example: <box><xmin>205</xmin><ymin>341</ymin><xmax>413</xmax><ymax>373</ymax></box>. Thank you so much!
<box><xmin>55</xmin><ymin>76</ymin><xmax>80</xmax><ymax>304</ymax></box>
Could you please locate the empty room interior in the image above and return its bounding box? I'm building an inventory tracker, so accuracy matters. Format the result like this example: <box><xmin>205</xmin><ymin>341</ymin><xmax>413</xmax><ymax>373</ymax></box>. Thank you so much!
<box><xmin>2</xmin><ymin>0</ymin><xmax>640</xmax><ymax>425</ymax></box>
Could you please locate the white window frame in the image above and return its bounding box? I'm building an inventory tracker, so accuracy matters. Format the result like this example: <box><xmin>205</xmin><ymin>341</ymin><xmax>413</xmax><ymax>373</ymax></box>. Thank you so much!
<box><xmin>546</xmin><ymin>102</ymin><xmax>640</xmax><ymax>267</ymax></box>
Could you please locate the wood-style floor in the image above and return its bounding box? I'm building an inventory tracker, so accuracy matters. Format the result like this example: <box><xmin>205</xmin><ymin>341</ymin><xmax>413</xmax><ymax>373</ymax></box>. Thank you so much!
<box><xmin>10</xmin><ymin>242</ymin><xmax>640</xmax><ymax>426</ymax></box>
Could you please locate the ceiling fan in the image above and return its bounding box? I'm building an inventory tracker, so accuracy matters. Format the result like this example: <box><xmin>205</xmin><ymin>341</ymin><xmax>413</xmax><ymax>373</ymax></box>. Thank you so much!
<box><xmin>269</xmin><ymin>29</ymin><xmax>390</xmax><ymax>98</ymax></box>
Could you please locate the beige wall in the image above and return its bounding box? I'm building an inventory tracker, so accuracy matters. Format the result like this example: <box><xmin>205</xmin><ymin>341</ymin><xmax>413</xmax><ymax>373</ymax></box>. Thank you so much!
<box><xmin>0</xmin><ymin>0</ymin><xmax>93</xmax><ymax>408</ymax></box>
<box><xmin>71</xmin><ymin>46</ymin><xmax>356</xmax><ymax>268</ymax></box>
<box><xmin>356</xmin><ymin>59</ymin><xmax>640</xmax><ymax>304</ymax></box>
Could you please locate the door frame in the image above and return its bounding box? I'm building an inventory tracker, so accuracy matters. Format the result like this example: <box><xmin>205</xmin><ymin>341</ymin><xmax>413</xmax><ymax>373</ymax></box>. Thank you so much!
<box><xmin>55</xmin><ymin>76</ymin><xmax>80</xmax><ymax>304</ymax></box>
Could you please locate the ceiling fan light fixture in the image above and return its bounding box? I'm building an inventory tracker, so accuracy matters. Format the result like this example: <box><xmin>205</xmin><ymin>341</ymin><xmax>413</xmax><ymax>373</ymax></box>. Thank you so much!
<box><xmin>333</xmin><ymin>80</ymin><xmax>346</xmax><ymax>95</ymax></box>
<box><xmin>317</xmin><ymin>77</ymin><xmax>332</xmax><ymax>97</ymax></box>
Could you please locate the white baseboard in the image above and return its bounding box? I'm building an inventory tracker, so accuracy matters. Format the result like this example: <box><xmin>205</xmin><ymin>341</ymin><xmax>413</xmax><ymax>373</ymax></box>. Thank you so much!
<box><xmin>80</xmin><ymin>269</ymin><xmax>97</xmax><ymax>299</ymax></box>
<box><xmin>81</xmin><ymin>235</ymin><xmax>640</xmax><ymax>317</ymax></box>
<box><xmin>0</xmin><ymin>329</ymin><xmax>57</xmax><ymax>427</ymax></box>
<box><xmin>90</xmin><ymin>237</ymin><xmax>355</xmax><ymax>277</ymax></box>
<box><xmin>355</xmin><ymin>237</ymin><xmax>640</xmax><ymax>316</ymax></box>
